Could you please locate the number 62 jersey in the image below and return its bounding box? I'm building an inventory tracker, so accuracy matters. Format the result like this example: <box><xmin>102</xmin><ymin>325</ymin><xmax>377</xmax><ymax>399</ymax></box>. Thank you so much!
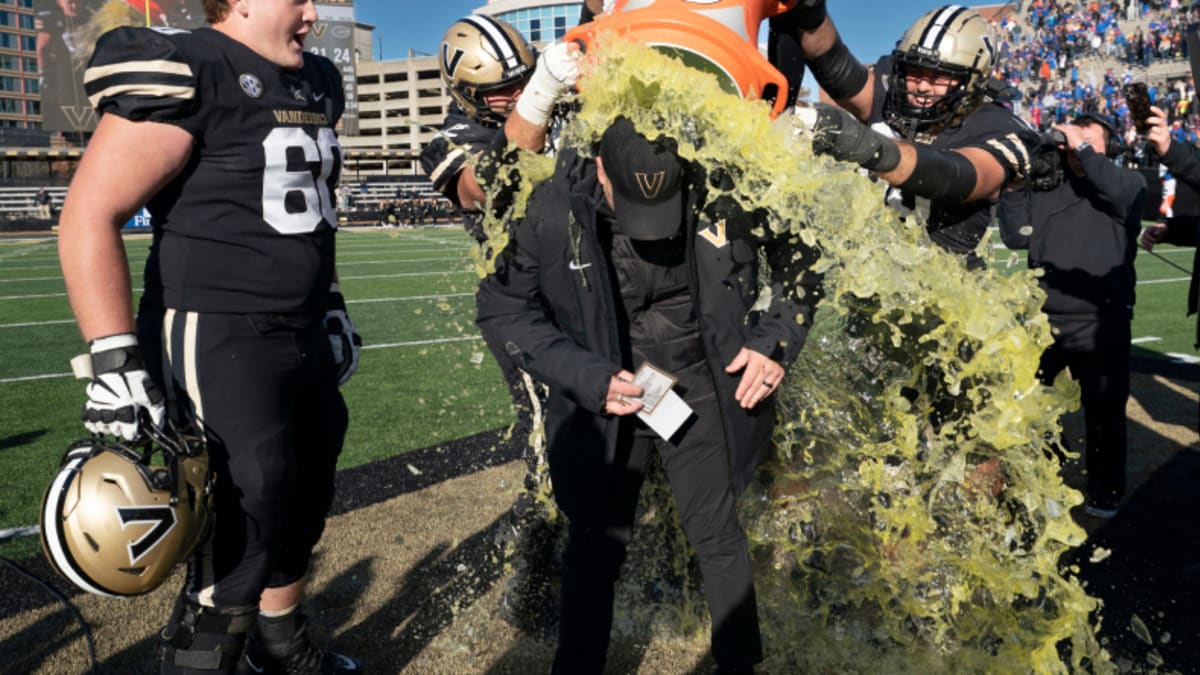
<box><xmin>84</xmin><ymin>26</ymin><xmax>345</xmax><ymax>315</ymax></box>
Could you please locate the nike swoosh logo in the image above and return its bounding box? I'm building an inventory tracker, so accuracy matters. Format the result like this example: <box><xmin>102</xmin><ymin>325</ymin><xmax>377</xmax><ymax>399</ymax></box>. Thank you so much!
<box><xmin>568</xmin><ymin>261</ymin><xmax>591</xmax><ymax>271</ymax></box>
<box><xmin>313</xmin><ymin>92</ymin><xmax>325</xmax><ymax>102</ymax></box>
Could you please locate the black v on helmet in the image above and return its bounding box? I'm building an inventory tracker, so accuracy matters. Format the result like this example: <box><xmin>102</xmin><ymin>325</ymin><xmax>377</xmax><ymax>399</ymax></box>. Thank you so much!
<box><xmin>439</xmin><ymin>14</ymin><xmax>537</xmax><ymax>126</ymax></box>
<box><xmin>886</xmin><ymin>5</ymin><xmax>997</xmax><ymax>139</ymax></box>
<box><xmin>40</xmin><ymin>420</ymin><xmax>213</xmax><ymax>597</ymax></box>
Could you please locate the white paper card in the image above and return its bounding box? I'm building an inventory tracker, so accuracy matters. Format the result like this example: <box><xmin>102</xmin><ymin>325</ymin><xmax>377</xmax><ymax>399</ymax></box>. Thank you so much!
<box><xmin>632</xmin><ymin>363</ymin><xmax>694</xmax><ymax>439</ymax></box>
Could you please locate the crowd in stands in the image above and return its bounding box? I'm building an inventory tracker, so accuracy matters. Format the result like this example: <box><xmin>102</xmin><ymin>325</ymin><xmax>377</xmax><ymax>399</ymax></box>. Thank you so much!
<box><xmin>992</xmin><ymin>0</ymin><xmax>1200</xmax><ymax>166</ymax></box>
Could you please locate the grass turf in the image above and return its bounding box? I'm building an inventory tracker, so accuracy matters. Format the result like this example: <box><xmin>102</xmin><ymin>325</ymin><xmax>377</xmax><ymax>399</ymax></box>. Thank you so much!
<box><xmin>0</xmin><ymin>224</ymin><xmax>1197</xmax><ymax>564</ymax></box>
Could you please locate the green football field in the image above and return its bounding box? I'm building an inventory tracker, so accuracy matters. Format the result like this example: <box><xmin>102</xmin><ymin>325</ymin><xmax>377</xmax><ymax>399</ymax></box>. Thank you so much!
<box><xmin>0</xmin><ymin>224</ymin><xmax>1196</xmax><ymax>562</ymax></box>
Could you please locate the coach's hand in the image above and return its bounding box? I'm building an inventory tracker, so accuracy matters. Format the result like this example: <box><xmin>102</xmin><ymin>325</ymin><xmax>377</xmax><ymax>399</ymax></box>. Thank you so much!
<box><xmin>604</xmin><ymin>370</ymin><xmax>644</xmax><ymax>416</ymax></box>
<box><xmin>325</xmin><ymin>284</ymin><xmax>363</xmax><ymax>386</ymax></box>
<box><xmin>804</xmin><ymin>102</ymin><xmax>901</xmax><ymax>172</ymax></box>
<box><xmin>726</xmin><ymin>347</ymin><xmax>784</xmax><ymax>409</ymax></box>
<box><xmin>83</xmin><ymin>333</ymin><xmax>165</xmax><ymax>441</ymax></box>
<box><xmin>515</xmin><ymin>41</ymin><xmax>582</xmax><ymax>127</ymax></box>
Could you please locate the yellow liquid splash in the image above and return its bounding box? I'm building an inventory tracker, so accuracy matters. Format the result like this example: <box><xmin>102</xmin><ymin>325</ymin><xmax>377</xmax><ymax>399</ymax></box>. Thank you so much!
<box><xmin>482</xmin><ymin>36</ymin><xmax>1114</xmax><ymax>673</ymax></box>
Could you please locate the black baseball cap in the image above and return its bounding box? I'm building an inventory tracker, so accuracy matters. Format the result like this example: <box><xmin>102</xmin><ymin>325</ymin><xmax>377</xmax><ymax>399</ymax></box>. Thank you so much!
<box><xmin>598</xmin><ymin>117</ymin><xmax>686</xmax><ymax>240</ymax></box>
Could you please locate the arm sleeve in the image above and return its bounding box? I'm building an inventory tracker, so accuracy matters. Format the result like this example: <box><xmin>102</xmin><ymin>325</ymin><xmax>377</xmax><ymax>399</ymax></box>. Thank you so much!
<box><xmin>476</xmin><ymin>202</ymin><xmax>619</xmax><ymax>414</ymax></box>
<box><xmin>1077</xmin><ymin>149</ymin><xmax>1146</xmax><ymax>221</ymax></box>
<box><xmin>743</xmin><ymin>216</ymin><xmax>823</xmax><ymax>367</ymax></box>
<box><xmin>419</xmin><ymin>118</ymin><xmax>497</xmax><ymax>205</ymax></box>
<box><xmin>1160</xmin><ymin>138</ymin><xmax>1200</xmax><ymax>191</ymax></box>
<box><xmin>84</xmin><ymin>27</ymin><xmax>200</xmax><ymax>128</ymax></box>
<box><xmin>1161</xmin><ymin>215</ymin><xmax>1200</xmax><ymax>248</ymax></box>
<box><xmin>972</xmin><ymin>127</ymin><xmax>1036</xmax><ymax>185</ymax></box>
<box><xmin>997</xmin><ymin>183</ymin><xmax>1033</xmax><ymax>250</ymax></box>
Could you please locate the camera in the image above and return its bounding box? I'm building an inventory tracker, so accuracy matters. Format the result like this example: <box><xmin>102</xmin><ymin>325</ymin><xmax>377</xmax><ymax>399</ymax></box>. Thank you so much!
<box><xmin>1028</xmin><ymin>128</ymin><xmax>1066</xmax><ymax>191</ymax></box>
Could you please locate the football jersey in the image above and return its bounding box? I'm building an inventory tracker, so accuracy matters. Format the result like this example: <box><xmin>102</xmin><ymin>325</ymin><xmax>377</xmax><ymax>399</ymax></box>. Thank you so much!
<box><xmin>85</xmin><ymin>26</ymin><xmax>344</xmax><ymax>314</ymax></box>
<box><xmin>420</xmin><ymin>105</ymin><xmax>499</xmax><ymax>204</ymax></box>
<box><xmin>871</xmin><ymin>60</ymin><xmax>1032</xmax><ymax>268</ymax></box>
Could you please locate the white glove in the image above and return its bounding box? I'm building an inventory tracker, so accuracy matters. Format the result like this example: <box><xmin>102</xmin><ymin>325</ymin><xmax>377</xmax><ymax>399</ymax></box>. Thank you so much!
<box><xmin>515</xmin><ymin>41</ymin><xmax>582</xmax><ymax>127</ymax></box>
<box><xmin>82</xmin><ymin>333</ymin><xmax>166</xmax><ymax>441</ymax></box>
<box><xmin>325</xmin><ymin>284</ymin><xmax>362</xmax><ymax>386</ymax></box>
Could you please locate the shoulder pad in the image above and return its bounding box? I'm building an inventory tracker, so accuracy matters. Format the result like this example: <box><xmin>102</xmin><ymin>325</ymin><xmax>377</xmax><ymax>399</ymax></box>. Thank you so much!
<box><xmin>84</xmin><ymin>26</ymin><xmax>198</xmax><ymax>122</ymax></box>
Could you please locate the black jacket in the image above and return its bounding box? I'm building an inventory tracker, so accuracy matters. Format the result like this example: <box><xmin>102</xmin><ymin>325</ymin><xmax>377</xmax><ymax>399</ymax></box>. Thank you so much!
<box><xmin>476</xmin><ymin>150</ymin><xmax>821</xmax><ymax>502</ymax></box>
<box><xmin>1157</xmin><ymin>140</ymin><xmax>1200</xmax><ymax>341</ymax></box>
<box><xmin>998</xmin><ymin>147</ymin><xmax>1145</xmax><ymax>321</ymax></box>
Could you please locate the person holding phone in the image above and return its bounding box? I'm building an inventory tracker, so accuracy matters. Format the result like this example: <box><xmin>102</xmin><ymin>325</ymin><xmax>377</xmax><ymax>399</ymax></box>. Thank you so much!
<box><xmin>1142</xmin><ymin>104</ymin><xmax>1200</xmax><ymax>435</ymax></box>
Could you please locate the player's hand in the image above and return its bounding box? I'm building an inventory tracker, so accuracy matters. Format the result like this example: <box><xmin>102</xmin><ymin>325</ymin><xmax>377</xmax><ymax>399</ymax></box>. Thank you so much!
<box><xmin>804</xmin><ymin>103</ymin><xmax>900</xmax><ymax>172</ymax></box>
<box><xmin>515</xmin><ymin>41</ymin><xmax>583</xmax><ymax>126</ymax></box>
<box><xmin>83</xmin><ymin>333</ymin><xmax>165</xmax><ymax>441</ymax></box>
<box><xmin>1140</xmin><ymin>223</ymin><xmax>1168</xmax><ymax>251</ymax></box>
<box><xmin>325</xmin><ymin>285</ymin><xmax>363</xmax><ymax>386</ymax></box>
<box><xmin>604</xmin><ymin>370</ymin><xmax>644</xmax><ymax>416</ymax></box>
<box><xmin>1146</xmin><ymin>105</ymin><xmax>1172</xmax><ymax>156</ymax></box>
<box><xmin>771</xmin><ymin>0</ymin><xmax>827</xmax><ymax>32</ymax></box>
<box><xmin>726</xmin><ymin>347</ymin><xmax>784</xmax><ymax>409</ymax></box>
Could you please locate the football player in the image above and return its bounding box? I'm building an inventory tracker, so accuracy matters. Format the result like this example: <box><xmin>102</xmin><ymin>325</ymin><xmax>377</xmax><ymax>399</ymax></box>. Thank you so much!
<box><xmin>57</xmin><ymin>0</ymin><xmax>361</xmax><ymax>673</ymax></box>
<box><xmin>418</xmin><ymin>13</ymin><xmax>583</xmax><ymax>634</ymax></box>
<box><xmin>778</xmin><ymin>3</ymin><xmax>1033</xmax><ymax>270</ymax></box>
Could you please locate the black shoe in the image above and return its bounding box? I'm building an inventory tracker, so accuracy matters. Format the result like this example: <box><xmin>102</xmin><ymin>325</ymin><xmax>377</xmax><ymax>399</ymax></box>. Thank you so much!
<box><xmin>240</xmin><ymin>610</ymin><xmax>361</xmax><ymax>675</ymax></box>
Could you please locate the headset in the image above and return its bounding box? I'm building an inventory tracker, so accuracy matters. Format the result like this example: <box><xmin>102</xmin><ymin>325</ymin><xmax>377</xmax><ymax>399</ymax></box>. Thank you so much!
<box><xmin>1071</xmin><ymin>112</ymin><xmax>1124</xmax><ymax>159</ymax></box>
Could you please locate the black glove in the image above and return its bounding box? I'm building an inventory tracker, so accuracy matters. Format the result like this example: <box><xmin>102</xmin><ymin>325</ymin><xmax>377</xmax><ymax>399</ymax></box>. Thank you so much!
<box><xmin>771</xmin><ymin>0</ymin><xmax>827</xmax><ymax>32</ymax></box>
<box><xmin>807</xmin><ymin>103</ymin><xmax>901</xmax><ymax>172</ymax></box>
<box><xmin>82</xmin><ymin>333</ymin><xmax>165</xmax><ymax>440</ymax></box>
<box><xmin>324</xmin><ymin>285</ymin><xmax>362</xmax><ymax>386</ymax></box>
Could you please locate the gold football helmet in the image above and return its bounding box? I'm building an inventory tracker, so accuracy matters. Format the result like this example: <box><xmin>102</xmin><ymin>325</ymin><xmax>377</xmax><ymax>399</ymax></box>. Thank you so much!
<box><xmin>439</xmin><ymin>14</ymin><xmax>536</xmax><ymax>124</ymax></box>
<box><xmin>886</xmin><ymin>5</ymin><xmax>997</xmax><ymax>137</ymax></box>
<box><xmin>40</xmin><ymin>421</ymin><xmax>212</xmax><ymax>597</ymax></box>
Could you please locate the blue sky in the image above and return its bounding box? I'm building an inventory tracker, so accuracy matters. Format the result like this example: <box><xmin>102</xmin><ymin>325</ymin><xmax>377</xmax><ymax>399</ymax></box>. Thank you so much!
<box><xmin>350</xmin><ymin>0</ymin><xmax>937</xmax><ymax>65</ymax></box>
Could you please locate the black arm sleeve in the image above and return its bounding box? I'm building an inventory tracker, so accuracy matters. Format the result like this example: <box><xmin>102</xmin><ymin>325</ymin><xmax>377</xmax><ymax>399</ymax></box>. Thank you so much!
<box><xmin>1077</xmin><ymin>148</ymin><xmax>1147</xmax><ymax>221</ymax></box>
<box><xmin>476</xmin><ymin>194</ymin><xmax>620</xmax><ymax>414</ymax></box>
<box><xmin>1160</xmin><ymin>139</ymin><xmax>1200</xmax><ymax>192</ymax></box>
<box><xmin>997</xmin><ymin>183</ymin><xmax>1033</xmax><ymax>250</ymax></box>
<box><xmin>898</xmin><ymin>143</ymin><xmax>978</xmax><ymax>203</ymax></box>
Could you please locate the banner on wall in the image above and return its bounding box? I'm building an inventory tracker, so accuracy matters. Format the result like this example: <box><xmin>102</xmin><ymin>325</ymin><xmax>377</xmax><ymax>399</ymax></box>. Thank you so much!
<box><xmin>34</xmin><ymin>0</ymin><xmax>357</xmax><ymax>134</ymax></box>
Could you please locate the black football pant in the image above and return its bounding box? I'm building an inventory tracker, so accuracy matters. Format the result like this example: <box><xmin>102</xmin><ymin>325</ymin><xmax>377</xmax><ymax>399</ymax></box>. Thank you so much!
<box><xmin>145</xmin><ymin>309</ymin><xmax>348</xmax><ymax>609</ymax></box>
<box><xmin>1038</xmin><ymin>316</ymin><xmax>1130</xmax><ymax>504</ymax></box>
<box><xmin>551</xmin><ymin>395</ymin><xmax>762</xmax><ymax>674</ymax></box>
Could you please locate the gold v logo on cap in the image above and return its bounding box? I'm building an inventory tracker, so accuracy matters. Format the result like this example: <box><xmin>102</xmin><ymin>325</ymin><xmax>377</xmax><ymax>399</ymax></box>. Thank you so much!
<box><xmin>634</xmin><ymin>171</ymin><xmax>665</xmax><ymax>199</ymax></box>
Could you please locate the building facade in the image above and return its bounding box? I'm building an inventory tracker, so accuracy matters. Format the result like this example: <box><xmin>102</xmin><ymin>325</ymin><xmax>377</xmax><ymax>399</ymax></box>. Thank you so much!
<box><xmin>0</xmin><ymin>0</ymin><xmax>40</xmax><ymax>130</ymax></box>
<box><xmin>341</xmin><ymin>1</ymin><xmax>583</xmax><ymax>176</ymax></box>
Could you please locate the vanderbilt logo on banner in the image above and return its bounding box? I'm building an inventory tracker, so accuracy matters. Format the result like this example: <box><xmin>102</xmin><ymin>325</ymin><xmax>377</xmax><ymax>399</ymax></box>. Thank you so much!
<box><xmin>635</xmin><ymin>171</ymin><xmax>666</xmax><ymax>199</ymax></box>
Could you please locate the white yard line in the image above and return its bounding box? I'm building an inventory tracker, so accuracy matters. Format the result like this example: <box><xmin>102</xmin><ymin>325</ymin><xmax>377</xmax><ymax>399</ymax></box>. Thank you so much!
<box><xmin>0</xmin><ymin>292</ymin><xmax>66</xmax><ymax>300</ymax></box>
<box><xmin>1</xmin><ymin>335</ymin><xmax>485</xmax><ymax>383</ymax></box>
<box><xmin>0</xmin><ymin>318</ymin><xmax>75</xmax><ymax>329</ymax></box>
<box><xmin>1131</xmin><ymin>336</ymin><xmax>1162</xmax><ymax>344</ymax></box>
<box><xmin>347</xmin><ymin>292</ymin><xmax>473</xmax><ymax>304</ymax></box>
<box><xmin>361</xmin><ymin>335</ymin><xmax>482</xmax><ymax>350</ymax></box>
<box><xmin>0</xmin><ymin>525</ymin><xmax>38</xmax><ymax>541</ymax></box>
<box><xmin>0</xmin><ymin>294</ymin><xmax>474</xmax><ymax>328</ymax></box>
